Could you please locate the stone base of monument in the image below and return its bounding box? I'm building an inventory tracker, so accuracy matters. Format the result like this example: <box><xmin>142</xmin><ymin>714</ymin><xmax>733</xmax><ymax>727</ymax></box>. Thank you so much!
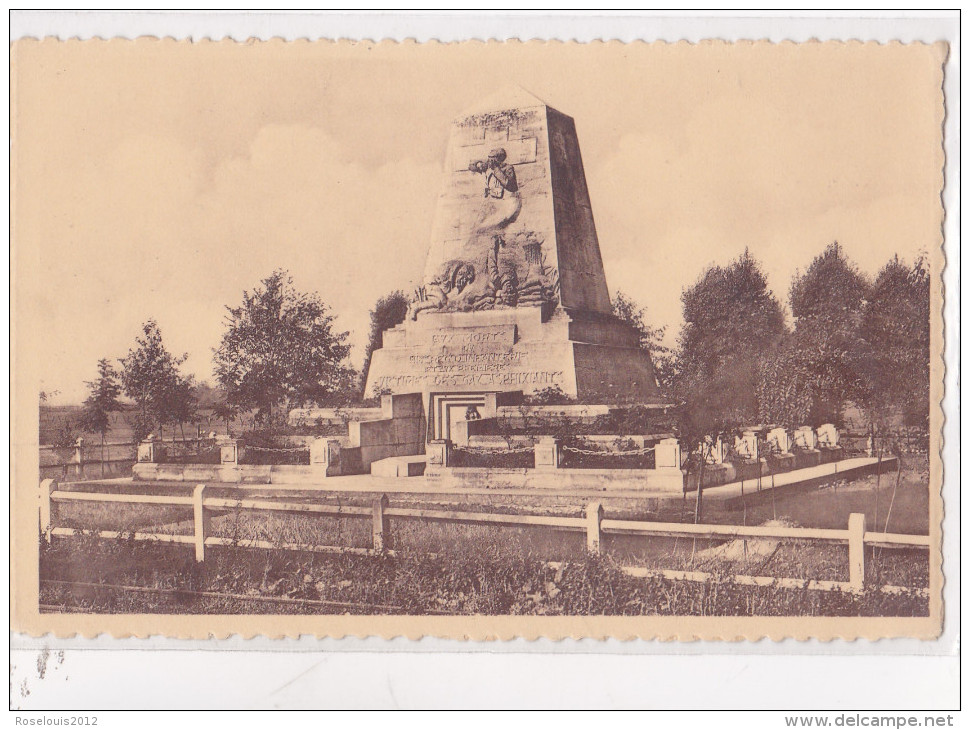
<box><xmin>365</xmin><ymin>306</ymin><xmax>660</xmax><ymax>402</ymax></box>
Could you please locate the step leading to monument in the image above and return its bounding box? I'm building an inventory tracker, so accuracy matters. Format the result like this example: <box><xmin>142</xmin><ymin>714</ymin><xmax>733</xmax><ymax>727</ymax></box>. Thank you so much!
<box><xmin>370</xmin><ymin>455</ymin><xmax>428</xmax><ymax>478</ymax></box>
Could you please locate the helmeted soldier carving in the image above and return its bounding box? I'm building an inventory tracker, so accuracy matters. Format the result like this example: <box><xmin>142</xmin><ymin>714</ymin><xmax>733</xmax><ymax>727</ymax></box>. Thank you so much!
<box><xmin>469</xmin><ymin>147</ymin><xmax>521</xmax><ymax>234</ymax></box>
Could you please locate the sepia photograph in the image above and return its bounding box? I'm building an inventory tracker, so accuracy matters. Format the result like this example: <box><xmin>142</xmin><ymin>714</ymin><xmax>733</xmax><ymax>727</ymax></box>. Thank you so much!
<box><xmin>11</xmin><ymin>36</ymin><xmax>945</xmax><ymax>641</ymax></box>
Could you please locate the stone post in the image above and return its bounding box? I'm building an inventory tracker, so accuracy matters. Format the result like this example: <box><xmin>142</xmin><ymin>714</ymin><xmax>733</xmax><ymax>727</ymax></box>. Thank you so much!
<box><xmin>793</xmin><ymin>426</ymin><xmax>818</xmax><ymax>450</ymax></box>
<box><xmin>534</xmin><ymin>436</ymin><xmax>562</xmax><ymax>471</ymax></box>
<box><xmin>310</xmin><ymin>437</ymin><xmax>341</xmax><ymax>476</ymax></box>
<box><xmin>451</xmin><ymin>418</ymin><xmax>471</xmax><ymax>447</ymax></box>
<box><xmin>741</xmin><ymin>430</ymin><xmax>760</xmax><ymax>461</ymax></box>
<box><xmin>220</xmin><ymin>439</ymin><xmax>244</xmax><ymax>465</ymax></box>
<box><xmin>767</xmin><ymin>427</ymin><xmax>790</xmax><ymax>454</ymax></box>
<box><xmin>711</xmin><ymin>438</ymin><xmax>727</xmax><ymax>465</ymax></box>
<box><xmin>655</xmin><ymin>438</ymin><xmax>682</xmax><ymax>470</ymax></box>
<box><xmin>817</xmin><ymin>423</ymin><xmax>839</xmax><ymax>448</ymax></box>
<box><xmin>426</xmin><ymin>439</ymin><xmax>451</xmax><ymax>468</ymax></box>
<box><xmin>138</xmin><ymin>436</ymin><xmax>157</xmax><ymax>463</ymax></box>
<box><xmin>73</xmin><ymin>437</ymin><xmax>84</xmax><ymax>478</ymax></box>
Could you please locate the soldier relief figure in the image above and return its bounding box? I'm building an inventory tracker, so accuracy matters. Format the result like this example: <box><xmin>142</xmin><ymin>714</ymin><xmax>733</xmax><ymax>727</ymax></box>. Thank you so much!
<box><xmin>411</xmin><ymin>145</ymin><xmax>558</xmax><ymax>318</ymax></box>
<box><xmin>469</xmin><ymin>146</ymin><xmax>521</xmax><ymax>232</ymax></box>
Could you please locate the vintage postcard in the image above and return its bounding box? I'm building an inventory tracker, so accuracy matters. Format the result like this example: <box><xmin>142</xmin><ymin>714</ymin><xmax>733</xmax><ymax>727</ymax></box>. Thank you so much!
<box><xmin>10</xmin><ymin>38</ymin><xmax>947</xmax><ymax>641</ymax></box>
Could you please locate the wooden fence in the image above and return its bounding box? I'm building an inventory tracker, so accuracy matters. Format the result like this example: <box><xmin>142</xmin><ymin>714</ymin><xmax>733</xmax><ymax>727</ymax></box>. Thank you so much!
<box><xmin>39</xmin><ymin>479</ymin><xmax>930</xmax><ymax>596</ymax></box>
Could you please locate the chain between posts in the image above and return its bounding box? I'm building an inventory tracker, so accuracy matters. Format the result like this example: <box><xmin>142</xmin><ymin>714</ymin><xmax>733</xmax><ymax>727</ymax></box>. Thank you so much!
<box><xmin>244</xmin><ymin>445</ymin><xmax>311</xmax><ymax>453</ymax></box>
<box><xmin>451</xmin><ymin>445</ymin><xmax>535</xmax><ymax>454</ymax></box>
<box><xmin>561</xmin><ymin>445</ymin><xmax>656</xmax><ymax>456</ymax></box>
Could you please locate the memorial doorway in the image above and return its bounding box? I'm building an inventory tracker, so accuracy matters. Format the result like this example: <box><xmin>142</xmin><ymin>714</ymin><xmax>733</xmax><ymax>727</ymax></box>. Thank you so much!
<box><xmin>430</xmin><ymin>392</ymin><xmax>491</xmax><ymax>442</ymax></box>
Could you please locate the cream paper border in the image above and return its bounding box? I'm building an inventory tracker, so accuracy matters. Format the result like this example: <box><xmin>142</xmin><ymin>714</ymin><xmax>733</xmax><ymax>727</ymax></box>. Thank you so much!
<box><xmin>10</xmin><ymin>37</ymin><xmax>948</xmax><ymax>641</ymax></box>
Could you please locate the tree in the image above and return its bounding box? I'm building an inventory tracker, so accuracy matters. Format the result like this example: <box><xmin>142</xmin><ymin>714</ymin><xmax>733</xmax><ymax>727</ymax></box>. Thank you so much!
<box><xmin>211</xmin><ymin>399</ymin><xmax>239</xmax><ymax>435</ymax></box>
<box><xmin>760</xmin><ymin>242</ymin><xmax>870</xmax><ymax>427</ymax></box>
<box><xmin>213</xmin><ymin>270</ymin><xmax>353</xmax><ymax>425</ymax></box>
<box><xmin>673</xmin><ymin>249</ymin><xmax>787</xmax><ymax>441</ymax></box>
<box><xmin>120</xmin><ymin>319</ymin><xmax>188</xmax><ymax>439</ymax></box>
<box><xmin>612</xmin><ymin>290</ymin><xmax>674</xmax><ymax>391</ymax></box>
<box><xmin>861</xmin><ymin>255</ymin><xmax>930</xmax><ymax>428</ymax></box>
<box><xmin>158</xmin><ymin>373</ymin><xmax>198</xmax><ymax>441</ymax></box>
<box><xmin>78</xmin><ymin>358</ymin><xmax>123</xmax><ymax>476</ymax></box>
<box><xmin>360</xmin><ymin>290</ymin><xmax>410</xmax><ymax>395</ymax></box>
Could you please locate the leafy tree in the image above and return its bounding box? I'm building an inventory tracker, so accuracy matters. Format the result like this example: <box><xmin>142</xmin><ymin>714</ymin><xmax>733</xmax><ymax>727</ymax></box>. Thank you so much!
<box><xmin>673</xmin><ymin>249</ymin><xmax>787</xmax><ymax>441</ymax></box>
<box><xmin>759</xmin><ymin>242</ymin><xmax>870</xmax><ymax>427</ymax></box>
<box><xmin>861</xmin><ymin>255</ymin><xmax>930</xmax><ymax>428</ymax></box>
<box><xmin>119</xmin><ymin>319</ymin><xmax>188</xmax><ymax>439</ymax></box>
<box><xmin>78</xmin><ymin>358</ymin><xmax>123</xmax><ymax>476</ymax></box>
<box><xmin>211</xmin><ymin>399</ymin><xmax>239</xmax><ymax>435</ymax></box>
<box><xmin>158</xmin><ymin>372</ymin><xmax>198</xmax><ymax>440</ymax></box>
<box><xmin>39</xmin><ymin>389</ymin><xmax>59</xmax><ymax>405</ymax></box>
<box><xmin>213</xmin><ymin>270</ymin><xmax>353</xmax><ymax>425</ymax></box>
<box><xmin>360</xmin><ymin>290</ymin><xmax>410</xmax><ymax>395</ymax></box>
<box><xmin>612</xmin><ymin>290</ymin><xmax>674</xmax><ymax>391</ymax></box>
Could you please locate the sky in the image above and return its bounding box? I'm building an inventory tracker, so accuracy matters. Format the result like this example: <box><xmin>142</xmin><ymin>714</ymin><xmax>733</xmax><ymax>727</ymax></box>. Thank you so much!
<box><xmin>13</xmin><ymin>40</ymin><xmax>945</xmax><ymax>404</ymax></box>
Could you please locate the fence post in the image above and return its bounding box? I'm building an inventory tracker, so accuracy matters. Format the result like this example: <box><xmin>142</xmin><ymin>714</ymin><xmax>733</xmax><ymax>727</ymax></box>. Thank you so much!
<box><xmin>39</xmin><ymin>478</ymin><xmax>56</xmax><ymax>543</ymax></box>
<box><xmin>848</xmin><ymin>512</ymin><xmax>865</xmax><ymax>592</ymax></box>
<box><xmin>372</xmin><ymin>494</ymin><xmax>390</xmax><ymax>552</ymax></box>
<box><xmin>193</xmin><ymin>483</ymin><xmax>209</xmax><ymax>562</ymax></box>
<box><xmin>586</xmin><ymin>502</ymin><xmax>604</xmax><ymax>556</ymax></box>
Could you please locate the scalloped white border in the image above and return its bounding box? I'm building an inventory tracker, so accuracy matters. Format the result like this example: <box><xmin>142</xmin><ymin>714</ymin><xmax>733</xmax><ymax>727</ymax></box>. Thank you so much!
<box><xmin>7</xmin><ymin>10</ymin><xmax>961</xmax><ymax>711</ymax></box>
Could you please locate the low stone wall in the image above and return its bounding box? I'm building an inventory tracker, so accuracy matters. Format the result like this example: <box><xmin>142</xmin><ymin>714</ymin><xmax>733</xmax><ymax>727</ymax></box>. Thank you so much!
<box><xmin>423</xmin><ymin>465</ymin><xmax>685</xmax><ymax>492</ymax></box>
<box><xmin>133</xmin><ymin>463</ymin><xmax>347</xmax><ymax>484</ymax></box>
<box><xmin>349</xmin><ymin>393</ymin><xmax>426</xmax><ymax>471</ymax></box>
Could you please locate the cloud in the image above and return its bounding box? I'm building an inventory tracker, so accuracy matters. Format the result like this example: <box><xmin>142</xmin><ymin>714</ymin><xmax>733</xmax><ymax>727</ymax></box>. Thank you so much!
<box><xmin>28</xmin><ymin>123</ymin><xmax>440</xmax><ymax>402</ymax></box>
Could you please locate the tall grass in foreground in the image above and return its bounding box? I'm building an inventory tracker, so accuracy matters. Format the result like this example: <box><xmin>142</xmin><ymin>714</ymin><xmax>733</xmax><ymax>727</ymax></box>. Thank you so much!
<box><xmin>39</xmin><ymin>529</ymin><xmax>928</xmax><ymax>617</ymax></box>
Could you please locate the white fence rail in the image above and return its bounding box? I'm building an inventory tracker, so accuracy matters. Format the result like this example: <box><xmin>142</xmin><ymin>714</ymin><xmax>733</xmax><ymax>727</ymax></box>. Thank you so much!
<box><xmin>39</xmin><ymin>479</ymin><xmax>930</xmax><ymax>596</ymax></box>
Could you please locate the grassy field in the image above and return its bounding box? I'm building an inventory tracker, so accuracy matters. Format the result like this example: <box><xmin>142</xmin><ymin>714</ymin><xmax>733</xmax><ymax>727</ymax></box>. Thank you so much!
<box><xmin>40</xmin><ymin>455</ymin><xmax>931</xmax><ymax>617</ymax></box>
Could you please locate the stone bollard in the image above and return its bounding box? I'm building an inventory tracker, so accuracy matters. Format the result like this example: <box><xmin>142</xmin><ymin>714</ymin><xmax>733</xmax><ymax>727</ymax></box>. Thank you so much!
<box><xmin>534</xmin><ymin>436</ymin><xmax>562</xmax><ymax>471</ymax></box>
<box><xmin>655</xmin><ymin>438</ymin><xmax>682</xmax><ymax>470</ymax></box>
<box><xmin>310</xmin><ymin>437</ymin><xmax>342</xmax><ymax>477</ymax></box>
<box><xmin>426</xmin><ymin>439</ymin><xmax>452</xmax><ymax>468</ymax></box>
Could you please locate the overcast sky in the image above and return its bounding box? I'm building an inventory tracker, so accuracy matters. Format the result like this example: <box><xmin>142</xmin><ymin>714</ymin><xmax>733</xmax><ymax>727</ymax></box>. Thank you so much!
<box><xmin>13</xmin><ymin>40</ymin><xmax>944</xmax><ymax>404</ymax></box>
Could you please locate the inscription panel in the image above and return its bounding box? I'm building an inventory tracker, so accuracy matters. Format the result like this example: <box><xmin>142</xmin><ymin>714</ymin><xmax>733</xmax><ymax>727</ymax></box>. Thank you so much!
<box><xmin>374</xmin><ymin>369</ymin><xmax>564</xmax><ymax>390</ymax></box>
<box><xmin>410</xmin><ymin>324</ymin><xmax>516</xmax><ymax>349</ymax></box>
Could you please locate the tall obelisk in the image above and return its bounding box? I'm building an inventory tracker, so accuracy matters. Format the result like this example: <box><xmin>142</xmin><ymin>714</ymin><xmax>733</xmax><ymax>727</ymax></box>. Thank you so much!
<box><xmin>365</xmin><ymin>88</ymin><xmax>658</xmax><ymax>407</ymax></box>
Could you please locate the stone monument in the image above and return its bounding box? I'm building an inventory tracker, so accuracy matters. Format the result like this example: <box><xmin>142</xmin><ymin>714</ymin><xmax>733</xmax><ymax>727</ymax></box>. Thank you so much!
<box><xmin>365</xmin><ymin>88</ymin><xmax>659</xmax><ymax>432</ymax></box>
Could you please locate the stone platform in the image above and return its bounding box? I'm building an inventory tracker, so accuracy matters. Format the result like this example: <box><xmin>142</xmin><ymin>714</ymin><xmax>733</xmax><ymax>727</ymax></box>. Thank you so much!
<box><xmin>366</xmin><ymin>305</ymin><xmax>658</xmax><ymax>400</ymax></box>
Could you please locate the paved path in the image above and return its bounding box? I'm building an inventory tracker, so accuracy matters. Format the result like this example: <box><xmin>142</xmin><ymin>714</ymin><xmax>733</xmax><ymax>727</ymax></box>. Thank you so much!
<box><xmin>695</xmin><ymin>456</ymin><xmax>897</xmax><ymax>502</ymax></box>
